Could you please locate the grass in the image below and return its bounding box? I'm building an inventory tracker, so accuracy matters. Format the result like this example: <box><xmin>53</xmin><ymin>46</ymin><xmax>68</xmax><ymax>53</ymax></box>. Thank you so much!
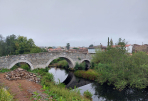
<box><xmin>74</xmin><ymin>69</ymin><xmax>99</xmax><ymax>81</ymax></box>
<box><xmin>0</xmin><ymin>68</ymin><xmax>11</xmax><ymax>73</ymax></box>
<box><xmin>42</xmin><ymin>82</ymin><xmax>91</xmax><ymax>101</ymax></box>
<box><xmin>30</xmin><ymin>68</ymin><xmax>91</xmax><ymax>101</ymax></box>
<box><xmin>0</xmin><ymin>85</ymin><xmax>14</xmax><ymax>101</ymax></box>
<box><xmin>83</xmin><ymin>90</ymin><xmax>93</xmax><ymax>100</ymax></box>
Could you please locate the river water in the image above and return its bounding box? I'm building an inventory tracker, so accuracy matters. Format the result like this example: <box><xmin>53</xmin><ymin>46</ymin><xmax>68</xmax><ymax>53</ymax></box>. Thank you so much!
<box><xmin>48</xmin><ymin>67</ymin><xmax>148</xmax><ymax>101</ymax></box>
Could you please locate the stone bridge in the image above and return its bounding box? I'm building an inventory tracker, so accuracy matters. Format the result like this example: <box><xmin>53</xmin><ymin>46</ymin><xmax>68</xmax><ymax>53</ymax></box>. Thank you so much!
<box><xmin>0</xmin><ymin>52</ymin><xmax>92</xmax><ymax>70</ymax></box>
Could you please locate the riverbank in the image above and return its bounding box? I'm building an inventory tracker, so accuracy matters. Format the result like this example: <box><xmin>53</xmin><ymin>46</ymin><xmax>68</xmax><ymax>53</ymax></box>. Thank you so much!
<box><xmin>0</xmin><ymin>67</ymin><xmax>91</xmax><ymax>101</ymax></box>
<box><xmin>74</xmin><ymin>69</ymin><xmax>99</xmax><ymax>81</ymax></box>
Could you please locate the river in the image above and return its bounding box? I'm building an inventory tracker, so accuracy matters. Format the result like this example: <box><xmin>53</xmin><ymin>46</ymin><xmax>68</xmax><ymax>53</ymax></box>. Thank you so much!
<box><xmin>48</xmin><ymin>67</ymin><xmax>148</xmax><ymax>101</ymax></box>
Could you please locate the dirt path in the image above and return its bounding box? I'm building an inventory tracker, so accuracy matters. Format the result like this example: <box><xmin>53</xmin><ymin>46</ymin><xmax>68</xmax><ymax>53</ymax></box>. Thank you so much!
<box><xmin>0</xmin><ymin>73</ymin><xmax>47</xmax><ymax>101</ymax></box>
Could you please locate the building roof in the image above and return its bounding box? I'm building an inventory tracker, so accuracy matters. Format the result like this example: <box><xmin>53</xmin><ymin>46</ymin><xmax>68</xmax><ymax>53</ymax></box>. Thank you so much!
<box><xmin>111</xmin><ymin>44</ymin><xmax>131</xmax><ymax>48</ymax></box>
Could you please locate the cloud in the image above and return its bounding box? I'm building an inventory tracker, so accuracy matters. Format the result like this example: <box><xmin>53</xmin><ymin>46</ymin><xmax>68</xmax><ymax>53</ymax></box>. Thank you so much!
<box><xmin>0</xmin><ymin>0</ymin><xmax>148</xmax><ymax>47</ymax></box>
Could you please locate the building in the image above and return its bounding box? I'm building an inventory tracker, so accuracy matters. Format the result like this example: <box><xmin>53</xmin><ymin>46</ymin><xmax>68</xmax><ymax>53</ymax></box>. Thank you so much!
<box><xmin>112</xmin><ymin>44</ymin><xmax>132</xmax><ymax>53</ymax></box>
<box><xmin>88</xmin><ymin>45</ymin><xmax>107</xmax><ymax>53</ymax></box>
<box><xmin>78</xmin><ymin>47</ymin><xmax>88</xmax><ymax>53</ymax></box>
<box><xmin>132</xmin><ymin>44</ymin><xmax>148</xmax><ymax>53</ymax></box>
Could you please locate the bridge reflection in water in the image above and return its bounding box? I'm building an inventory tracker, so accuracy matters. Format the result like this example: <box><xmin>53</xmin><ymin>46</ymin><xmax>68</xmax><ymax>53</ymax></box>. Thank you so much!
<box><xmin>62</xmin><ymin>72</ymin><xmax>90</xmax><ymax>89</ymax></box>
<box><xmin>48</xmin><ymin>67</ymin><xmax>90</xmax><ymax>89</ymax></box>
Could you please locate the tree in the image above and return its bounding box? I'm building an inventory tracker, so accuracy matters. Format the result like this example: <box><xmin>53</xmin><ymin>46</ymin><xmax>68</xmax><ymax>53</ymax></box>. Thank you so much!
<box><xmin>89</xmin><ymin>44</ymin><xmax>93</xmax><ymax>47</ymax></box>
<box><xmin>107</xmin><ymin>37</ymin><xmax>109</xmax><ymax>46</ymax></box>
<box><xmin>110</xmin><ymin>38</ymin><xmax>113</xmax><ymax>46</ymax></box>
<box><xmin>30</xmin><ymin>47</ymin><xmax>41</xmax><ymax>53</ymax></box>
<box><xmin>0</xmin><ymin>34</ymin><xmax>6</xmax><ymax>56</ymax></box>
<box><xmin>15</xmin><ymin>36</ymin><xmax>38</xmax><ymax>54</ymax></box>
<box><xmin>5</xmin><ymin>34</ymin><xmax>17</xmax><ymax>55</ymax></box>
<box><xmin>48</xmin><ymin>47</ymin><xmax>52</xmax><ymax>49</ymax></box>
<box><xmin>115</xmin><ymin>38</ymin><xmax>128</xmax><ymax>54</ymax></box>
<box><xmin>66</xmin><ymin>43</ymin><xmax>70</xmax><ymax>50</ymax></box>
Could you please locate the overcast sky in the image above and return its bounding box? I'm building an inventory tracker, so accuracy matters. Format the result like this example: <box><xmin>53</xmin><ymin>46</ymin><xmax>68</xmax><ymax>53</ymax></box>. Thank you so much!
<box><xmin>0</xmin><ymin>0</ymin><xmax>148</xmax><ymax>47</ymax></box>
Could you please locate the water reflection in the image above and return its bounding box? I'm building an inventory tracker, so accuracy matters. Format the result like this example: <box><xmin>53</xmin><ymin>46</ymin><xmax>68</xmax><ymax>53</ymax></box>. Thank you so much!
<box><xmin>90</xmin><ymin>82</ymin><xmax>148</xmax><ymax>101</ymax></box>
<box><xmin>48</xmin><ymin>67</ymin><xmax>68</xmax><ymax>83</ymax></box>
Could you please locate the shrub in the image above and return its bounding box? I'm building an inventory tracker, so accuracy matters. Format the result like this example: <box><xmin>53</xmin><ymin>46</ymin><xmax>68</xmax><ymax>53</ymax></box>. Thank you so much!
<box><xmin>57</xmin><ymin>60</ymin><xmax>68</xmax><ymax>69</ymax></box>
<box><xmin>21</xmin><ymin>64</ymin><xmax>30</xmax><ymax>71</ymax></box>
<box><xmin>74</xmin><ymin>62</ymin><xmax>86</xmax><ymax>70</ymax></box>
<box><xmin>79</xmin><ymin>62</ymin><xmax>86</xmax><ymax>70</ymax></box>
<box><xmin>41</xmin><ymin>73</ymin><xmax>54</xmax><ymax>86</ymax></box>
<box><xmin>74</xmin><ymin>62</ymin><xmax>79</xmax><ymax>70</ymax></box>
<box><xmin>83</xmin><ymin>90</ymin><xmax>93</xmax><ymax>99</ymax></box>
<box><xmin>10</xmin><ymin>65</ymin><xmax>19</xmax><ymax>70</ymax></box>
<box><xmin>92</xmin><ymin>47</ymin><xmax>148</xmax><ymax>90</ymax></box>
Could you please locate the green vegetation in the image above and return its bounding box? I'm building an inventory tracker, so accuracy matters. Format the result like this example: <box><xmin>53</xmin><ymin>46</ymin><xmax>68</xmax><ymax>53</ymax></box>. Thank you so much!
<box><xmin>50</xmin><ymin>57</ymin><xmax>69</xmax><ymax>69</ymax></box>
<box><xmin>0</xmin><ymin>85</ymin><xmax>14</xmax><ymax>101</ymax></box>
<box><xmin>30</xmin><ymin>91</ymin><xmax>41</xmax><ymax>101</ymax></box>
<box><xmin>66</xmin><ymin>43</ymin><xmax>70</xmax><ymax>50</ymax></box>
<box><xmin>57</xmin><ymin>60</ymin><xmax>69</xmax><ymax>69</ymax></box>
<box><xmin>0</xmin><ymin>68</ymin><xmax>11</xmax><ymax>73</ymax></box>
<box><xmin>73</xmin><ymin>47</ymin><xmax>79</xmax><ymax>49</ymax></box>
<box><xmin>0</xmin><ymin>34</ymin><xmax>47</xmax><ymax>57</ymax></box>
<box><xmin>10</xmin><ymin>63</ymin><xmax>30</xmax><ymax>71</ymax></box>
<box><xmin>30</xmin><ymin>68</ymin><xmax>90</xmax><ymax>101</ymax></box>
<box><xmin>89</xmin><ymin>44</ymin><xmax>93</xmax><ymax>47</ymax></box>
<box><xmin>74</xmin><ymin>62</ymin><xmax>86</xmax><ymax>70</ymax></box>
<box><xmin>91</xmin><ymin>38</ymin><xmax>148</xmax><ymax>90</ymax></box>
<box><xmin>83</xmin><ymin>90</ymin><xmax>93</xmax><ymax>100</ymax></box>
<box><xmin>74</xmin><ymin>69</ymin><xmax>98</xmax><ymax>80</ymax></box>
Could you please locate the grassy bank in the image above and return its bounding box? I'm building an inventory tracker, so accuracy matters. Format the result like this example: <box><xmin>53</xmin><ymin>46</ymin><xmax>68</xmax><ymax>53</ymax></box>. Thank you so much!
<box><xmin>0</xmin><ymin>87</ymin><xmax>14</xmax><ymax>101</ymax></box>
<box><xmin>0</xmin><ymin>83</ymin><xmax>14</xmax><ymax>101</ymax></box>
<box><xmin>74</xmin><ymin>69</ymin><xmax>99</xmax><ymax>81</ymax></box>
<box><xmin>0</xmin><ymin>64</ymin><xmax>91</xmax><ymax>101</ymax></box>
<box><xmin>31</xmin><ymin>68</ymin><xmax>91</xmax><ymax>101</ymax></box>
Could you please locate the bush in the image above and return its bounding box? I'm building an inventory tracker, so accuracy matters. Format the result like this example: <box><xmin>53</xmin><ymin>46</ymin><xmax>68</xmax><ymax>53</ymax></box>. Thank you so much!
<box><xmin>57</xmin><ymin>60</ymin><xmax>68</xmax><ymax>69</ymax></box>
<box><xmin>41</xmin><ymin>73</ymin><xmax>54</xmax><ymax>86</ymax></box>
<box><xmin>74</xmin><ymin>62</ymin><xmax>86</xmax><ymax>71</ymax></box>
<box><xmin>83</xmin><ymin>90</ymin><xmax>93</xmax><ymax>99</ymax></box>
<box><xmin>10</xmin><ymin>65</ymin><xmax>19</xmax><ymax>70</ymax></box>
<box><xmin>79</xmin><ymin>62</ymin><xmax>86</xmax><ymax>70</ymax></box>
<box><xmin>92</xmin><ymin>45</ymin><xmax>148</xmax><ymax>90</ymax></box>
<box><xmin>20</xmin><ymin>64</ymin><xmax>30</xmax><ymax>71</ymax></box>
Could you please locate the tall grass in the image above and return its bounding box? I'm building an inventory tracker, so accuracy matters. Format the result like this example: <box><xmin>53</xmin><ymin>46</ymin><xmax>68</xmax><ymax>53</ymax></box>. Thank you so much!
<box><xmin>74</xmin><ymin>69</ymin><xmax>99</xmax><ymax>80</ymax></box>
<box><xmin>0</xmin><ymin>86</ymin><xmax>14</xmax><ymax>101</ymax></box>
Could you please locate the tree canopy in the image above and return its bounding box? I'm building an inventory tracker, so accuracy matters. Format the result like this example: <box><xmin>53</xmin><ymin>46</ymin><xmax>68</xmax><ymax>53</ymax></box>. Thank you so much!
<box><xmin>66</xmin><ymin>43</ymin><xmax>70</xmax><ymax>50</ymax></box>
<box><xmin>89</xmin><ymin>44</ymin><xmax>94</xmax><ymax>47</ymax></box>
<box><xmin>0</xmin><ymin>34</ymin><xmax>45</xmax><ymax>56</ymax></box>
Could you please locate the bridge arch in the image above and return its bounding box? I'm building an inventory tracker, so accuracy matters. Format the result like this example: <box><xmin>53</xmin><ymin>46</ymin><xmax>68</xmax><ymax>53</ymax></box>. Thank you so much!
<box><xmin>45</xmin><ymin>55</ymin><xmax>75</xmax><ymax>68</ymax></box>
<box><xmin>8</xmin><ymin>60</ymin><xmax>34</xmax><ymax>70</ymax></box>
<box><xmin>80</xmin><ymin>59</ymin><xmax>91</xmax><ymax>69</ymax></box>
